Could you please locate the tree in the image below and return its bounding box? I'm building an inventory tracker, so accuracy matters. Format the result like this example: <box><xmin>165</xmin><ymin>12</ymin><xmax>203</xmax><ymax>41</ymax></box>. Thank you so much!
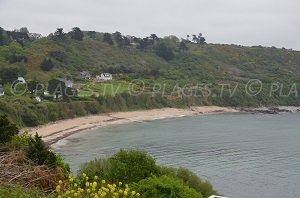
<box><xmin>87</xmin><ymin>31</ymin><xmax>96</xmax><ymax>39</ymax></box>
<box><xmin>149</xmin><ymin>34</ymin><xmax>159</xmax><ymax>45</ymax></box>
<box><xmin>47</xmin><ymin>79</ymin><xmax>66</xmax><ymax>100</ymax></box>
<box><xmin>192</xmin><ymin>34</ymin><xmax>199</xmax><ymax>43</ymax></box>
<box><xmin>113</xmin><ymin>31</ymin><xmax>125</xmax><ymax>47</ymax></box>
<box><xmin>19</xmin><ymin>27</ymin><xmax>29</xmax><ymax>33</ymax></box>
<box><xmin>0</xmin><ymin>67</ymin><xmax>19</xmax><ymax>84</ymax></box>
<box><xmin>40</xmin><ymin>58</ymin><xmax>54</xmax><ymax>71</ymax></box>
<box><xmin>69</xmin><ymin>27</ymin><xmax>84</xmax><ymax>41</ymax></box>
<box><xmin>103</xmin><ymin>33</ymin><xmax>113</xmax><ymax>45</ymax></box>
<box><xmin>27</xmin><ymin>134</ymin><xmax>57</xmax><ymax>167</ymax></box>
<box><xmin>0</xmin><ymin>114</ymin><xmax>19</xmax><ymax>144</ymax></box>
<box><xmin>198</xmin><ymin>33</ymin><xmax>206</xmax><ymax>44</ymax></box>
<box><xmin>52</xmin><ymin>28</ymin><xmax>67</xmax><ymax>41</ymax></box>
<box><xmin>179</xmin><ymin>41</ymin><xmax>188</xmax><ymax>52</ymax></box>
<box><xmin>27</xmin><ymin>80</ymin><xmax>39</xmax><ymax>94</ymax></box>
<box><xmin>155</xmin><ymin>43</ymin><xmax>175</xmax><ymax>61</ymax></box>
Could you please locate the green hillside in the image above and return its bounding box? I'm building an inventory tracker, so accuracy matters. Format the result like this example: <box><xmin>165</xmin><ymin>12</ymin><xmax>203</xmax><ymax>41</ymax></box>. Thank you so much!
<box><xmin>0</xmin><ymin>27</ymin><xmax>299</xmax><ymax>126</ymax></box>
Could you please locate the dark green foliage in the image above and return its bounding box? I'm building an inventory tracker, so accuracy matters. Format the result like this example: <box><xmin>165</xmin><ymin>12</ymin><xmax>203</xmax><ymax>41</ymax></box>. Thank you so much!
<box><xmin>47</xmin><ymin>78</ymin><xmax>65</xmax><ymax>99</ymax></box>
<box><xmin>40</xmin><ymin>58</ymin><xmax>54</xmax><ymax>71</ymax></box>
<box><xmin>0</xmin><ymin>114</ymin><xmax>19</xmax><ymax>143</ymax></box>
<box><xmin>26</xmin><ymin>134</ymin><xmax>57</xmax><ymax>167</ymax></box>
<box><xmin>179</xmin><ymin>41</ymin><xmax>188</xmax><ymax>52</ymax></box>
<box><xmin>155</xmin><ymin>43</ymin><xmax>175</xmax><ymax>61</ymax></box>
<box><xmin>49</xmin><ymin>50</ymin><xmax>67</xmax><ymax>63</ymax></box>
<box><xmin>52</xmin><ymin>28</ymin><xmax>67</xmax><ymax>41</ymax></box>
<box><xmin>21</xmin><ymin>108</ymin><xmax>39</xmax><ymax>126</ymax></box>
<box><xmin>87</xmin><ymin>31</ymin><xmax>96</xmax><ymax>39</ymax></box>
<box><xmin>160</xmin><ymin>167</ymin><xmax>217</xmax><ymax>198</ymax></box>
<box><xmin>109</xmin><ymin>150</ymin><xmax>159</xmax><ymax>183</ymax></box>
<box><xmin>132</xmin><ymin>176</ymin><xmax>202</xmax><ymax>198</ymax></box>
<box><xmin>103</xmin><ymin>33</ymin><xmax>114</xmax><ymax>45</ymax></box>
<box><xmin>68</xmin><ymin>27</ymin><xmax>84</xmax><ymax>41</ymax></box>
<box><xmin>0</xmin><ymin>67</ymin><xmax>19</xmax><ymax>84</ymax></box>
<box><xmin>78</xmin><ymin>149</ymin><xmax>216</xmax><ymax>197</ymax></box>
<box><xmin>79</xmin><ymin>150</ymin><xmax>159</xmax><ymax>183</ymax></box>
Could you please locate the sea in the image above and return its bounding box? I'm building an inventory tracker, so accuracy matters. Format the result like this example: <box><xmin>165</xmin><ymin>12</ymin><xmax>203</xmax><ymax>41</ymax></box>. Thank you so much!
<box><xmin>52</xmin><ymin>113</ymin><xmax>300</xmax><ymax>198</ymax></box>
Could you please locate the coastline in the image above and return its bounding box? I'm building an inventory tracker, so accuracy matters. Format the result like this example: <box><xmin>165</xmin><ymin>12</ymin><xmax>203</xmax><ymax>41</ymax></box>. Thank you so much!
<box><xmin>23</xmin><ymin>106</ymin><xmax>238</xmax><ymax>145</ymax></box>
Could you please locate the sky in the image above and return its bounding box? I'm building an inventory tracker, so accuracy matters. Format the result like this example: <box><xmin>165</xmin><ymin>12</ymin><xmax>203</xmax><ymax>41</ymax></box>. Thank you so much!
<box><xmin>0</xmin><ymin>0</ymin><xmax>299</xmax><ymax>50</ymax></box>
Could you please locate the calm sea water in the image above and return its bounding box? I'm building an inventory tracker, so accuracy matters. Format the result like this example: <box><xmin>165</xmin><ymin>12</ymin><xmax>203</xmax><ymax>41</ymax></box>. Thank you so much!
<box><xmin>52</xmin><ymin>113</ymin><xmax>300</xmax><ymax>198</ymax></box>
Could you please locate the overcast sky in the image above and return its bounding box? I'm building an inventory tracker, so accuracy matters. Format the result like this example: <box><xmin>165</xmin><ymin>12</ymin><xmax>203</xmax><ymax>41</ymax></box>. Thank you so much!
<box><xmin>0</xmin><ymin>0</ymin><xmax>299</xmax><ymax>50</ymax></box>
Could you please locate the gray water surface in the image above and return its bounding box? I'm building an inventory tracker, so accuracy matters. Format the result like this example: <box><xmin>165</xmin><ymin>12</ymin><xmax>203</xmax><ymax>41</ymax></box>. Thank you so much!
<box><xmin>52</xmin><ymin>113</ymin><xmax>300</xmax><ymax>198</ymax></box>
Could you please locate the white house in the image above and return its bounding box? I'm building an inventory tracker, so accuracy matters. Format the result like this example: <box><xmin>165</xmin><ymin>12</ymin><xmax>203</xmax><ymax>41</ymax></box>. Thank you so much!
<box><xmin>28</xmin><ymin>33</ymin><xmax>43</xmax><ymax>39</ymax></box>
<box><xmin>17</xmin><ymin>77</ymin><xmax>26</xmax><ymax>84</ymax></box>
<box><xmin>96</xmin><ymin>73</ymin><xmax>113</xmax><ymax>81</ymax></box>
<box><xmin>0</xmin><ymin>84</ymin><xmax>4</xmax><ymax>96</ymax></box>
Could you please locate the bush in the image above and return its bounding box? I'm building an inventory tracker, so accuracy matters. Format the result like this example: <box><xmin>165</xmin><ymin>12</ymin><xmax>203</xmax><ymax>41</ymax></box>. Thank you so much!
<box><xmin>108</xmin><ymin>150</ymin><xmax>159</xmax><ymax>183</ymax></box>
<box><xmin>55</xmin><ymin>175</ymin><xmax>140</xmax><ymax>198</ymax></box>
<box><xmin>160</xmin><ymin>167</ymin><xmax>217</xmax><ymax>198</ymax></box>
<box><xmin>0</xmin><ymin>114</ymin><xmax>19</xmax><ymax>143</ymax></box>
<box><xmin>40</xmin><ymin>58</ymin><xmax>54</xmax><ymax>71</ymax></box>
<box><xmin>79</xmin><ymin>150</ymin><xmax>159</xmax><ymax>184</ymax></box>
<box><xmin>0</xmin><ymin>184</ymin><xmax>50</xmax><ymax>198</ymax></box>
<box><xmin>132</xmin><ymin>175</ymin><xmax>201</xmax><ymax>198</ymax></box>
<box><xmin>21</xmin><ymin>109</ymin><xmax>39</xmax><ymax>126</ymax></box>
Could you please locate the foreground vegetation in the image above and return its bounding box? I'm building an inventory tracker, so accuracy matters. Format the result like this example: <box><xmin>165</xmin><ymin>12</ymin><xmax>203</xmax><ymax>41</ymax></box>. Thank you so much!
<box><xmin>0</xmin><ymin>114</ymin><xmax>218</xmax><ymax>197</ymax></box>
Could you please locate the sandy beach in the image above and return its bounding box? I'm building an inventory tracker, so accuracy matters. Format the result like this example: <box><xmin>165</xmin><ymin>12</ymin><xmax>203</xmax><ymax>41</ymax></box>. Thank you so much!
<box><xmin>23</xmin><ymin>106</ymin><xmax>238</xmax><ymax>145</ymax></box>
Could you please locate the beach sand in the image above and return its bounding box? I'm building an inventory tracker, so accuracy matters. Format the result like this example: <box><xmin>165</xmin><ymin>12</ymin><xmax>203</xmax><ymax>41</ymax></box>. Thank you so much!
<box><xmin>23</xmin><ymin>106</ymin><xmax>238</xmax><ymax>145</ymax></box>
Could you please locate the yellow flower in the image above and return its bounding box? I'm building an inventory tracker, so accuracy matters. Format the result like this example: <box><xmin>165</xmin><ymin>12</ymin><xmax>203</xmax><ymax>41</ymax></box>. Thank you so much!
<box><xmin>102</xmin><ymin>179</ymin><xmax>106</xmax><ymax>184</ymax></box>
<box><xmin>124</xmin><ymin>190</ymin><xmax>128</xmax><ymax>196</ymax></box>
<box><xmin>118</xmin><ymin>189</ymin><xmax>123</xmax><ymax>195</ymax></box>
<box><xmin>119</xmin><ymin>182</ymin><xmax>122</xmax><ymax>186</ymax></box>
<box><xmin>131</xmin><ymin>191</ymin><xmax>136</xmax><ymax>196</ymax></box>
<box><xmin>93</xmin><ymin>181</ymin><xmax>98</xmax><ymax>188</ymax></box>
<box><xmin>58</xmin><ymin>180</ymin><xmax>63</xmax><ymax>185</ymax></box>
<box><xmin>94</xmin><ymin>176</ymin><xmax>99</xmax><ymax>180</ymax></box>
<box><xmin>57</xmin><ymin>196</ymin><xmax>61</xmax><ymax>198</ymax></box>
<box><xmin>86</xmin><ymin>182</ymin><xmax>90</xmax><ymax>187</ymax></box>
<box><xmin>82</xmin><ymin>173</ymin><xmax>87</xmax><ymax>178</ymax></box>
<box><xmin>74</xmin><ymin>193</ymin><xmax>78</xmax><ymax>197</ymax></box>
<box><xmin>66</xmin><ymin>190</ymin><xmax>70</xmax><ymax>195</ymax></box>
<box><xmin>74</xmin><ymin>183</ymin><xmax>78</xmax><ymax>187</ymax></box>
<box><xmin>136</xmin><ymin>193</ymin><xmax>140</xmax><ymax>196</ymax></box>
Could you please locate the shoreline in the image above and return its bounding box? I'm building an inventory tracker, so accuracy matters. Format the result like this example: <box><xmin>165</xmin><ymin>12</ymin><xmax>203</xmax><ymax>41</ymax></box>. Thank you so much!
<box><xmin>23</xmin><ymin>106</ymin><xmax>238</xmax><ymax>145</ymax></box>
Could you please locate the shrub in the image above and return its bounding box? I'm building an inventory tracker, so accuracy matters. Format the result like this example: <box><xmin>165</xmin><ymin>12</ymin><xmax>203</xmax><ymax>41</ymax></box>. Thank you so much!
<box><xmin>21</xmin><ymin>109</ymin><xmax>39</xmax><ymax>126</ymax></box>
<box><xmin>26</xmin><ymin>134</ymin><xmax>57</xmax><ymax>167</ymax></box>
<box><xmin>55</xmin><ymin>175</ymin><xmax>140</xmax><ymax>198</ymax></box>
<box><xmin>79</xmin><ymin>150</ymin><xmax>159</xmax><ymax>184</ymax></box>
<box><xmin>40</xmin><ymin>58</ymin><xmax>54</xmax><ymax>71</ymax></box>
<box><xmin>0</xmin><ymin>114</ymin><xmax>19</xmax><ymax>143</ymax></box>
<box><xmin>0</xmin><ymin>184</ymin><xmax>50</xmax><ymax>198</ymax></box>
<box><xmin>160</xmin><ymin>167</ymin><xmax>217</xmax><ymax>198</ymax></box>
<box><xmin>132</xmin><ymin>175</ymin><xmax>201</xmax><ymax>198</ymax></box>
<box><xmin>108</xmin><ymin>150</ymin><xmax>159</xmax><ymax>183</ymax></box>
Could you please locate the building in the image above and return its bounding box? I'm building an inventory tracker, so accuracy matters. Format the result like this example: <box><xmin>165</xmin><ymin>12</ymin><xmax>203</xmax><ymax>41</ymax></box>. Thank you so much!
<box><xmin>0</xmin><ymin>84</ymin><xmax>4</xmax><ymax>96</ymax></box>
<box><xmin>80</xmin><ymin>71</ymin><xmax>92</xmax><ymax>80</ymax></box>
<box><xmin>17</xmin><ymin>77</ymin><xmax>26</xmax><ymax>84</ymax></box>
<box><xmin>56</xmin><ymin>78</ymin><xmax>74</xmax><ymax>88</ymax></box>
<box><xmin>28</xmin><ymin>33</ymin><xmax>43</xmax><ymax>39</ymax></box>
<box><xmin>96</xmin><ymin>73</ymin><xmax>113</xmax><ymax>81</ymax></box>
